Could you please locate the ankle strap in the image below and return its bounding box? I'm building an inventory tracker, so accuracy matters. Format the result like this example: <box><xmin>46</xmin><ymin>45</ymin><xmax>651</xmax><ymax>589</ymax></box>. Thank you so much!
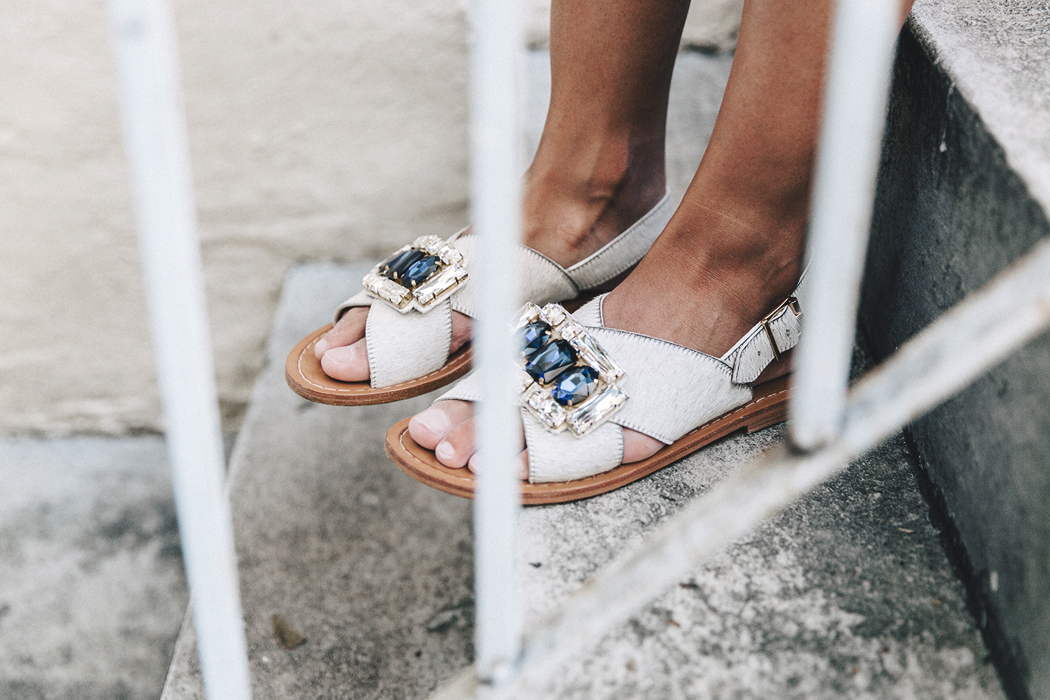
<box><xmin>721</xmin><ymin>273</ymin><xmax>806</xmax><ymax>384</ymax></box>
<box><xmin>564</xmin><ymin>192</ymin><xmax>673</xmax><ymax>291</ymax></box>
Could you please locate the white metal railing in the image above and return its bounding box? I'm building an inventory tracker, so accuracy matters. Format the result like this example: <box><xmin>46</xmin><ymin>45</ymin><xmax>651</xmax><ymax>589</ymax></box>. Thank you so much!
<box><xmin>106</xmin><ymin>1</ymin><xmax>252</xmax><ymax>699</ymax></box>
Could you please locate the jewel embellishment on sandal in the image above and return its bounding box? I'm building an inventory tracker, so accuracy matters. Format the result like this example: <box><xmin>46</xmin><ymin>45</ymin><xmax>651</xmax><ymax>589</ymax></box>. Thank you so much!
<box><xmin>362</xmin><ymin>235</ymin><xmax>468</xmax><ymax>314</ymax></box>
<box><xmin>515</xmin><ymin>302</ymin><xmax>628</xmax><ymax>437</ymax></box>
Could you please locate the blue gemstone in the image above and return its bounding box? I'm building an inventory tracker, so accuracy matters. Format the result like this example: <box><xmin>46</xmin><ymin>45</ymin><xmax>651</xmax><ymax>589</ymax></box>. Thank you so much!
<box><xmin>401</xmin><ymin>255</ymin><xmax>441</xmax><ymax>287</ymax></box>
<box><xmin>382</xmin><ymin>248</ymin><xmax>426</xmax><ymax>283</ymax></box>
<box><xmin>516</xmin><ymin>321</ymin><xmax>551</xmax><ymax>361</ymax></box>
<box><xmin>551</xmin><ymin>366</ymin><xmax>599</xmax><ymax>406</ymax></box>
<box><xmin>525</xmin><ymin>339</ymin><xmax>577</xmax><ymax>384</ymax></box>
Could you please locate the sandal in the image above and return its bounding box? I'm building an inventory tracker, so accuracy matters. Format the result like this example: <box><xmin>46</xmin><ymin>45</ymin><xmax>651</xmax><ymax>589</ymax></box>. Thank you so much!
<box><xmin>285</xmin><ymin>193</ymin><xmax>673</xmax><ymax>405</ymax></box>
<box><xmin>384</xmin><ymin>279</ymin><xmax>804</xmax><ymax>504</ymax></box>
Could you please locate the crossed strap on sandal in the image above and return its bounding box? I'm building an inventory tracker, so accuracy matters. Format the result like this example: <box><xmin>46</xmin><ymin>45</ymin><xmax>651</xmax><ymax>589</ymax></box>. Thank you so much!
<box><xmin>286</xmin><ymin>192</ymin><xmax>673</xmax><ymax>405</ymax></box>
<box><xmin>385</xmin><ymin>273</ymin><xmax>805</xmax><ymax>503</ymax></box>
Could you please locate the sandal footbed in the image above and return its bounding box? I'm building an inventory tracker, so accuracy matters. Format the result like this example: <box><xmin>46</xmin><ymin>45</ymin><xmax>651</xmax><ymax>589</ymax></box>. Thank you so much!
<box><xmin>384</xmin><ymin>374</ymin><xmax>792</xmax><ymax>505</ymax></box>
<box><xmin>285</xmin><ymin>324</ymin><xmax>473</xmax><ymax>406</ymax></box>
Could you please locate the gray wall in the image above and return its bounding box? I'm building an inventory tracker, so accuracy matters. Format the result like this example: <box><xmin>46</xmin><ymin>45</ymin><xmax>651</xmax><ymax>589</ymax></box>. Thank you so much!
<box><xmin>861</xmin><ymin>20</ymin><xmax>1050</xmax><ymax>700</ymax></box>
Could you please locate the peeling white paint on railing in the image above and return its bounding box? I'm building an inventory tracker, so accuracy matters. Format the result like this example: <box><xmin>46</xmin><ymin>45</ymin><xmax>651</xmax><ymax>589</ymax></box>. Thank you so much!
<box><xmin>468</xmin><ymin>0</ymin><xmax>526</xmax><ymax>685</ymax></box>
<box><xmin>790</xmin><ymin>0</ymin><xmax>901</xmax><ymax>451</ymax></box>
<box><xmin>431</xmin><ymin>231</ymin><xmax>1050</xmax><ymax>700</ymax></box>
<box><xmin>105</xmin><ymin>1</ymin><xmax>252</xmax><ymax>699</ymax></box>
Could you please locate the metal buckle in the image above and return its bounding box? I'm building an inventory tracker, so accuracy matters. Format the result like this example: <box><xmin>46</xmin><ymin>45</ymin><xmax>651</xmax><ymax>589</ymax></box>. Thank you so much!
<box><xmin>362</xmin><ymin>235</ymin><xmax>468</xmax><ymax>314</ymax></box>
<box><xmin>515</xmin><ymin>303</ymin><xmax>628</xmax><ymax>437</ymax></box>
<box><xmin>759</xmin><ymin>296</ymin><xmax>801</xmax><ymax>361</ymax></box>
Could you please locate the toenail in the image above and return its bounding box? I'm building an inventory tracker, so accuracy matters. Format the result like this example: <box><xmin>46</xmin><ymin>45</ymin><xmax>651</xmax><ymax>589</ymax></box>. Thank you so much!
<box><xmin>324</xmin><ymin>344</ymin><xmax>357</xmax><ymax>368</ymax></box>
<box><xmin>314</xmin><ymin>336</ymin><xmax>330</xmax><ymax>355</ymax></box>
<box><xmin>435</xmin><ymin>441</ymin><xmax>457</xmax><ymax>464</ymax></box>
<box><xmin>413</xmin><ymin>409</ymin><xmax>450</xmax><ymax>439</ymax></box>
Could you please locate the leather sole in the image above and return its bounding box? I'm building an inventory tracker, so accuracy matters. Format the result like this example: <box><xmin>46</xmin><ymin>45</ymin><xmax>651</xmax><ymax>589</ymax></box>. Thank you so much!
<box><xmin>285</xmin><ymin>324</ymin><xmax>473</xmax><ymax>406</ymax></box>
<box><xmin>384</xmin><ymin>375</ymin><xmax>791</xmax><ymax>504</ymax></box>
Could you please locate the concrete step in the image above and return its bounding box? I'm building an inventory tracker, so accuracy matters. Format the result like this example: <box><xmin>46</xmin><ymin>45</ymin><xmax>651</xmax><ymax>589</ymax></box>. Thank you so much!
<box><xmin>861</xmin><ymin>1</ymin><xmax>1050</xmax><ymax>697</ymax></box>
<box><xmin>0</xmin><ymin>437</ymin><xmax>188</xmax><ymax>700</ymax></box>
<box><xmin>161</xmin><ymin>260</ymin><xmax>1002</xmax><ymax>699</ymax></box>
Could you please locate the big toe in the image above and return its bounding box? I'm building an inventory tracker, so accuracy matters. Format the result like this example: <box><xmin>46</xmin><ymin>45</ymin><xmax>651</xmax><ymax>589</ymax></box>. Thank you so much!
<box><xmin>319</xmin><ymin>339</ymin><xmax>371</xmax><ymax>382</ymax></box>
<box><xmin>409</xmin><ymin>401</ymin><xmax>474</xmax><ymax>451</ymax></box>
<box><xmin>315</xmin><ymin>308</ymin><xmax>367</xmax><ymax>359</ymax></box>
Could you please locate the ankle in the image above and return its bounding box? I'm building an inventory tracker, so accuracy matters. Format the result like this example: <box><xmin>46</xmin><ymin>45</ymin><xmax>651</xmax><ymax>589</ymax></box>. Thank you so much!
<box><xmin>522</xmin><ymin>130</ymin><xmax>666</xmax><ymax>268</ymax></box>
<box><xmin>661</xmin><ymin>200</ymin><xmax>806</xmax><ymax>315</ymax></box>
<box><xmin>604</xmin><ymin>203</ymin><xmax>806</xmax><ymax>359</ymax></box>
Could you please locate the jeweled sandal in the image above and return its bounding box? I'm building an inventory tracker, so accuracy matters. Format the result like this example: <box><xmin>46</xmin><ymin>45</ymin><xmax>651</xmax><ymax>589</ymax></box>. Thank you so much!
<box><xmin>385</xmin><ymin>280</ymin><xmax>804</xmax><ymax>504</ymax></box>
<box><xmin>285</xmin><ymin>193</ymin><xmax>673</xmax><ymax>405</ymax></box>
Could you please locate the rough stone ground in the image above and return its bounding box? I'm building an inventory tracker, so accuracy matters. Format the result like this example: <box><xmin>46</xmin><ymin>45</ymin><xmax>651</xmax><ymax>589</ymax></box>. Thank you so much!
<box><xmin>0</xmin><ymin>438</ymin><xmax>188</xmax><ymax>700</ymax></box>
<box><xmin>161</xmin><ymin>263</ymin><xmax>1005</xmax><ymax>700</ymax></box>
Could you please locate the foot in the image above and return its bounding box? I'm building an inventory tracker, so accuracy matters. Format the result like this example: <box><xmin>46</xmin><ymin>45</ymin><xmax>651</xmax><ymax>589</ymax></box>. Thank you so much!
<box><xmin>313</xmin><ymin>166</ymin><xmax>666</xmax><ymax>382</ymax></box>
<box><xmin>407</xmin><ymin>199</ymin><xmax>806</xmax><ymax>477</ymax></box>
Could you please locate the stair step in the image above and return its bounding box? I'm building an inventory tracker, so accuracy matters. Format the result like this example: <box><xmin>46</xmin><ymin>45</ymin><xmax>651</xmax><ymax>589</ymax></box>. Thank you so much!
<box><xmin>861</xmin><ymin>2</ymin><xmax>1050</xmax><ymax>696</ymax></box>
<box><xmin>161</xmin><ymin>260</ymin><xmax>1001</xmax><ymax>699</ymax></box>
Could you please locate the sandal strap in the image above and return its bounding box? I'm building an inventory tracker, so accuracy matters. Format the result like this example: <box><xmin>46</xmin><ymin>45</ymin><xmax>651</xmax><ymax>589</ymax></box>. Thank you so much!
<box><xmin>446</xmin><ymin>236</ymin><xmax>578</xmax><ymax>319</ymax></box>
<box><xmin>721</xmin><ymin>273</ymin><xmax>807</xmax><ymax>384</ymax></box>
<box><xmin>522</xmin><ymin>409</ymin><xmax>624</xmax><ymax>483</ymax></box>
<box><xmin>365</xmin><ymin>296</ymin><xmax>453</xmax><ymax>388</ymax></box>
<box><xmin>436</xmin><ymin>372</ymin><xmax>626</xmax><ymax>483</ymax></box>
<box><xmin>330</xmin><ymin>193</ymin><xmax>672</xmax><ymax>390</ymax></box>
<box><xmin>563</xmin><ymin>191</ymin><xmax>673</xmax><ymax>290</ymax></box>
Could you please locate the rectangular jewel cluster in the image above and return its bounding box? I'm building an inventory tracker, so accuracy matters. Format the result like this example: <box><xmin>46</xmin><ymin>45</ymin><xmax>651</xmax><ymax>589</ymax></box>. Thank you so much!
<box><xmin>362</xmin><ymin>235</ymin><xmax>467</xmax><ymax>314</ymax></box>
<box><xmin>516</xmin><ymin>302</ymin><xmax>628</xmax><ymax>437</ymax></box>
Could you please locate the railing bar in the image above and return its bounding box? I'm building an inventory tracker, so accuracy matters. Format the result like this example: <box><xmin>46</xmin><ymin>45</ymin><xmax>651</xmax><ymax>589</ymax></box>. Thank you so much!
<box><xmin>105</xmin><ymin>1</ymin><xmax>252</xmax><ymax>699</ymax></box>
<box><xmin>430</xmin><ymin>229</ymin><xmax>1050</xmax><ymax>700</ymax></box>
<box><xmin>468</xmin><ymin>0</ymin><xmax>525</xmax><ymax>686</ymax></box>
<box><xmin>790</xmin><ymin>0</ymin><xmax>901</xmax><ymax>450</ymax></box>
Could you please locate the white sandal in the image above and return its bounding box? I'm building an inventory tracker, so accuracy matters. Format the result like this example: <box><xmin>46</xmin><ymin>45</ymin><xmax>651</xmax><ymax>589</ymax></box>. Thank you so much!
<box><xmin>286</xmin><ymin>193</ymin><xmax>673</xmax><ymax>405</ymax></box>
<box><xmin>385</xmin><ymin>277</ymin><xmax>804</xmax><ymax>504</ymax></box>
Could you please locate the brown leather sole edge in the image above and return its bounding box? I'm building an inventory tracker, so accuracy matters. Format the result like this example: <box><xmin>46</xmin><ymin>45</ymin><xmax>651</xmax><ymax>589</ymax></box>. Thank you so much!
<box><xmin>285</xmin><ymin>324</ymin><xmax>474</xmax><ymax>406</ymax></box>
<box><xmin>384</xmin><ymin>375</ymin><xmax>792</xmax><ymax>505</ymax></box>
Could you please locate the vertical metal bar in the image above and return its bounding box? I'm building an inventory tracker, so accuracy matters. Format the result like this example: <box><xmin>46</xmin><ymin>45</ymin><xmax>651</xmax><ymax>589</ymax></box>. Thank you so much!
<box><xmin>790</xmin><ymin>0</ymin><xmax>901</xmax><ymax>450</ymax></box>
<box><xmin>105</xmin><ymin>2</ymin><xmax>252</xmax><ymax>699</ymax></box>
<box><xmin>469</xmin><ymin>0</ymin><xmax>524</xmax><ymax>686</ymax></box>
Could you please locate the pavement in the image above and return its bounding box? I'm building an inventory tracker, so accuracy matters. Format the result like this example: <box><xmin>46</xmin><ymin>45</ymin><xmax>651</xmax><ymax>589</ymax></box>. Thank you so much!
<box><xmin>0</xmin><ymin>437</ymin><xmax>188</xmax><ymax>700</ymax></box>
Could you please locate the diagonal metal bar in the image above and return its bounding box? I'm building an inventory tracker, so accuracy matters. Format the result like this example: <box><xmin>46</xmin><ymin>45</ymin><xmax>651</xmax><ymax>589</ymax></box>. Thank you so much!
<box><xmin>431</xmin><ymin>234</ymin><xmax>1050</xmax><ymax>699</ymax></box>
<box><xmin>105</xmin><ymin>0</ymin><xmax>252</xmax><ymax>698</ymax></box>
<box><xmin>790</xmin><ymin>0</ymin><xmax>901</xmax><ymax>450</ymax></box>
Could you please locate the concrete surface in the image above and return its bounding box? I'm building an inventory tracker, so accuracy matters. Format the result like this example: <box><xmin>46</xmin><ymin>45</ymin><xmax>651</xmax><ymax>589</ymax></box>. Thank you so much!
<box><xmin>0</xmin><ymin>0</ymin><xmax>740</xmax><ymax>438</ymax></box>
<box><xmin>861</xmin><ymin>2</ymin><xmax>1050</xmax><ymax>697</ymax></box>
<box><xmin>161</xmin><ymin>263</ymin><xmax>1004</xmax><ymax>699</ymax></box>
<box><xmin>0</xmin><ymin>437</ymin><xmax>188</xmax><ymax>700</ymax></box>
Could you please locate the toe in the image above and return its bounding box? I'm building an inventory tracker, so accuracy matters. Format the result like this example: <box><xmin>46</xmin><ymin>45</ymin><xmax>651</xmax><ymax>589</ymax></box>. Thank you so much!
<box><xmin>435</xmin><ymin>415</ymin><xmax>476</xmax><ymax>469</ymax></box>
<box><xmin>409</xmin><ymin>401</ymin><xmax>472</xmax><ymax>450</ymax></box>
<box><xmin>622</xmin><ymin>428</ymin><xmax>663</xmax><ymax>464</ymax></box>
<box><xmin>319</xmin><ymin>338</ymin><xmax>371</xmax><ymax>381</ymax></box>
<box><xmin>467</xmin><ymin>450</ymin><xmax>530</xmax><ymax>480</ymax></box>
<box><xmin>315</xmin><ymin>308</ymin><xmax>368</xmax><ymax>359</ymax></box>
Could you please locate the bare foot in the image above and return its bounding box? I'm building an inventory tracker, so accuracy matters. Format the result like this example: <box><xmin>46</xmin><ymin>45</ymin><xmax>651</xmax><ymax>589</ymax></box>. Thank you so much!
<box><xmin>313</xmin><ymin>163</ymin><xmax>665</xmax><ymax>382</ymax></box>
<box><xmin>407</xmin><ymin>200</ymin><xmax>806</xmax><ymax>478</ymax></box>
